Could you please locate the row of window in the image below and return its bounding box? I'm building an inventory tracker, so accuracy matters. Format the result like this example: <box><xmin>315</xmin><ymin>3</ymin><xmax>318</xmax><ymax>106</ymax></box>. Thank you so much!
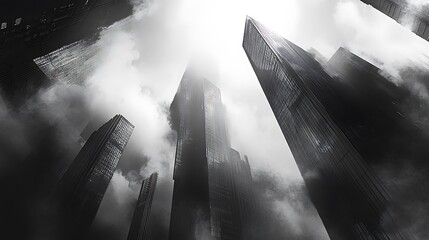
<box><xmin>1</xmin><ymin>18</ymin><xmax>22</xmax><ymax>30</ymax></box>
<box><xmin>86</xmin><ymin>142</ymin><xmax>122</xmax><ymax>191</ymax></box>
<box><xmin>376</xmin><ymin>0</ymin><xmax>403</xmax><ymax>21</ymax></box>
<box><xmin>111</xmin><ymin>119</ymin><xmax>134</xmax><ymax>150</ymax></box>
<box><xmin>173</xmin><ymin>89</ymin><xmax>199</xmax><ymax>178</ymax></box>
<box><xmin>412</xmin><ymin>18</ymin><xmax>429</xmax><ymax>39</ymax></box>
<box><xmin>205</xmin><ymin>97</ymin><xmax>229</xmax><ymax>166</ymax></box>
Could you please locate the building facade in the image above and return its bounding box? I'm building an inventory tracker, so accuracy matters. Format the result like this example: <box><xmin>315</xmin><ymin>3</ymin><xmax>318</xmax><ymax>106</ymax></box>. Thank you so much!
<box><xmin>326</xmin><ymin>47</ymin><xmax>429</xmax><ymax>239</ymax></box>
<box><xmin>0</xmin><ymin>0</ymin><xmax>132</xmax><ymax>104</ymax></box>
<box><xmin>169</xmin><ymin>70</ymin><xmax>212</xmax><ymax>240</ymax></box>
<box><xmin>243</xmin><ymin>17</ymin><xmax>408</xmax><ymax>239</ymax></box>
<box><xmin>127</xmin><ymin>172</ymin><xmax>159</xmax><ymax>240</ymax></box>
<box><xmin>227</xmin><ymin>148</ymin><xmax>257</xmax><ymax>240</ymax></box>
<box><xmin>0</xmin><ymin>59</ymin><xmax>51</xmax><ymax>104</ymax></box>
<box><xmin>56</xmin><ymin>114</ymin><xmax>134</xmax><ymax>239</ymax></box>
<box><xmin>34</xmin><ymin>38</ymin><xmax>101</xmax><ymax>85</ymax></box>
<box><xmin>169</xmin><ymin>69</ymin><xmax>256</xmax><ymax>240</ymax></box>
<box><xmin>360</xmin><ymin>0</ymin><xmax>429</xmax><ymax>41</ymax></box>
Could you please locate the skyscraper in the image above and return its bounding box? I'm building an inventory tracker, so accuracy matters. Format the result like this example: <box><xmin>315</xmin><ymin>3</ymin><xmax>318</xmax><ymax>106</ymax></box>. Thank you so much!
<box><xmin>326</xmin><ymin>48</ymin><xmax>429</xmax><ymax>239</ymax></box>
<box><xmin>56</xmin><ymin>114</ymin><xmax>134</xmax><ymax>239</ymax></box>
<box><xmin>326</xmin><ymin>46</ymin><xmax>425</xmax><ymax>139</ymax></box>
<box><xmin>169</xmin><ymin>69</ymin><xmax>254</xmax><ymax>240</ymax></box>
<box><xmin>34</xmin><ymin>38</ymin><xmax>101</xmax><ymax>85</ymax></box>
<box><xmin>243</xmin><ymin>17</ymin><xmax>410</xmax><ymax>239</ymax></box>
<box><xmin>326</xmin><ymin>46</ymin><xmax>429</xmax><ymax>129</ymax></box>
<box><xmin>228</xmin><ymin>148</ymin><xmax>257</xmax><ymax>240</ymax></box>
<box><xmin>360</xmin><ymin>0</ymin><xmax>429</xmax><ymax>41</ymax></box>
<box><xmin>0</xmin><ymin>59</ymin><xmax>52</xmax><ymax>104</ymax></box>
<box><xmin>0</xmin><ymin>0</ymin><xmax>132</xmax><ymax>104</ymax></box>
<box><xmin>169</xmin><ymin>70</ymin><xmax>212</xmax><ymax>240</ymax></box>
<box><xmin>127</xmin><ymin>172</ymin><xmax>159</xmax><ymax>240</ymax></box>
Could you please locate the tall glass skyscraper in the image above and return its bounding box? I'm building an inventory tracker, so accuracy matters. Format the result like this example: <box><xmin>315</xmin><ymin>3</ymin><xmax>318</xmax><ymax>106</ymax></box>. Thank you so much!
<box><xmin>169</xmin><ymin>70</ymin><xmax>212</xmax><ymax>240</ymax></box>
<box><xmin>127</xmin><ymin>172</ymin><xmax>159</xmax><ymax>240</ymax></box>
<box><xmin>326</xmin><ymin>47</ymin><xmax>429</xmax><ymax>239</ymax></box>
<box><xmin>56</xmin><ymin>114</ymin><xmax>134</xmax><ymax>239</ymax></box>
<box><xmin>169</xmin><ymin>69</ymin><xmax>256</xmax><ymax>240</ymax></box>
<box><xmin>360</xmin><ymin>0</ymin><xmax>429</xmax><ymax>41</ymax></box>
<box><xmin>243</xmin><ymin>17</ymin><xmax>409</xmax><ymax>239</ymax></box>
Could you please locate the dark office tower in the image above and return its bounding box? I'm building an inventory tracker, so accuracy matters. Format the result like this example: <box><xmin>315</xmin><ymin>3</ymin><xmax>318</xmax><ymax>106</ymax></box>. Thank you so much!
<box><xmin>326</xmin><ymin>48</ymin><xmax>429</xmax><ymax>239</ymax></box>
<box><xmin>243</xmin><ymin>17</ymin><xmax>407</xmax><ymax>239</ymax></box>
<box><xmin>0</xmin><ymin>0</ymin><xmax>132</xmax><ymax>104</ymax></box>
<box><xmin>56</xmin><ymin>114</ymin><xmax>134</xmax><ymax>239</ymax></box>
<box><xmin>204</xmin><ymin>78</ymin><xmax>240</xmax><ymax>240</ymax></box>
<box><xmin>169</xmin><ymin>69</ymin><xmax>242</xmax><ymax>240</ymax></box>
<box><xmin>326</xmin><ymin>47</ymin><xmax>420</xmax><ymax>131</ymax></box>
<box><xmin>228</xmin><ymin>148</ymin><xmax>257</xmax><ymax>240</ymax></box>
<box><xmin>0</xmin><ymin>59</ymin><xmax>52</xmax><ymax>104</ymax></box>
<box><xmin>326</xmin><ymin>47</ymin><xmax>429</xmax><ymax>129</ymax></box>
<box><xmin>127</xmin><ymin>172</ymin><xmax>158</xmax><ymax>240</ymax></box>
<box><xmin>360</xmin><ymin>0</ymin><xmax>429</xmax><ymax>41</ymax></box>
<box><xmin>169</xmin><ymin>70</ymin><xmax>212</xmax><ymax>240</ymax></box>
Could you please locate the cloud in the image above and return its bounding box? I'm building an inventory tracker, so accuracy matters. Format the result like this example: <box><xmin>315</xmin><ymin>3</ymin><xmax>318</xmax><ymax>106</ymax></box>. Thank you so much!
<box><xmin>251</xmin><ymin>173</ymin><xmax>329</xmax><ymax>240</ymax></box>
<box><xmin>2</xmin><ymin>0</ymin><xmax>429</xmax><ymax>239</ymax></box>
<box><xmin>87</xmin><ymin>172</ymin><xmax>138</xmax><ymax>240</ymax></box>
<box><xmin>0</xmin><ymin>84</ymin><xmax>89</xmax><ymax>239</ymax></box>
<box><xmin>406</xmin><ymin>0</ymin><xmax>429</xmax><ymax>8</ymax></box>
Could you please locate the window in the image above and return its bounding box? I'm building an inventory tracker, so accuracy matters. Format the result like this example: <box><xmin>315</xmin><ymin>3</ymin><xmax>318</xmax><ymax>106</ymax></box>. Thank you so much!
<box><xmin>14</xmin><ymin>18</ymin><xmax>22</xmax><ymax>26</ymax></box>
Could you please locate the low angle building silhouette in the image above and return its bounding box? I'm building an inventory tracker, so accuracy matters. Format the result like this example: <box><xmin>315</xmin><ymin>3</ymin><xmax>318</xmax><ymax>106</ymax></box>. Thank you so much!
<box><xmin>55</xmin><ymin>114</ymin><xmax>134</xmax><ymax>239</ymax></box>
<box><xmin>169</xmin><ymin>68</ymin><xmax>257</xmax><ymax>240</ymax></box>
<box><xmin>127</xmin><ymin>172</ymin><xmax>159</xmax><ymax>240</ymax></box>
<box><xmin>242</xmin><ymin>16</ymin><xmax>418</xmax><ymax>239</ymax></box>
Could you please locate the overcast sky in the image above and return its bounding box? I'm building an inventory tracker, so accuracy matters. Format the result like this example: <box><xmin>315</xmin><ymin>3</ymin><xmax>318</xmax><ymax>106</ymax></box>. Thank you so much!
<box><xmin>2</xmin><ymin>0</ymin><xmax>429</xmax><ymax>239</ymax></box>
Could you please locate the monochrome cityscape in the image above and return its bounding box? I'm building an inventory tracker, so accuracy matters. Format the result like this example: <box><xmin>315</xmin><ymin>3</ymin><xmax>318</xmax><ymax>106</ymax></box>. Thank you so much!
<box><xmin>1</xmin><ymin>0</ymin><xmax>429</xmax><ymax>240</ymax></box>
